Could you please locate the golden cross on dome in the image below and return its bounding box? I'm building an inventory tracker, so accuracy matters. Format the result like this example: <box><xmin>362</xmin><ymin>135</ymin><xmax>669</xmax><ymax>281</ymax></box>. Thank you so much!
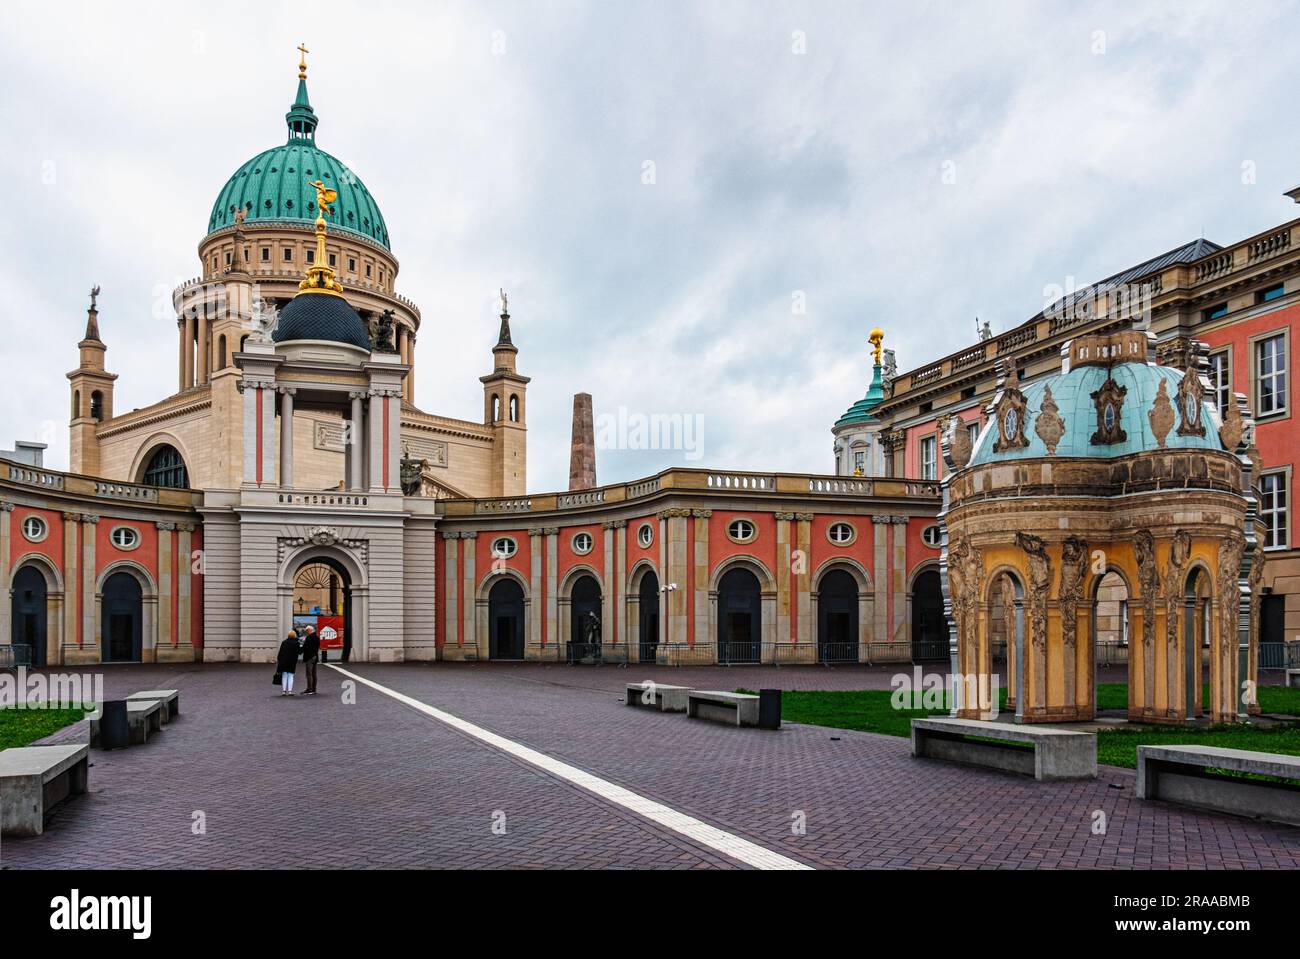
<box><xmin>297</xmin><ymin>42</ymin><xmax>310</xmax><ymax>79</ymax></box>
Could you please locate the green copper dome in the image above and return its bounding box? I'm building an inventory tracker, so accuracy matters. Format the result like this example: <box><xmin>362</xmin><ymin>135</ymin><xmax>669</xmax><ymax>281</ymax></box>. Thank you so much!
<box><xmin>207</xmin><ymin>76</ymin><xmax>390</xmax><ymax>250</ymax></box>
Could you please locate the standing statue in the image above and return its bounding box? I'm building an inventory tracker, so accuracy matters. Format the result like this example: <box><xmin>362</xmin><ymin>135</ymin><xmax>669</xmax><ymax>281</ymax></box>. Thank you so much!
<box><xmin>499</xmin><ymin>288</ymin><xmax>509</xmax><ymax>316</ymax></box>
<box><xmin>307</xmin><ymin>179</ymin><xmax>338</xmax><ymax>217</ymax></box>
<box><xmin>250</xmin><ymin>297</ymin><xmax>279</xmax><ymax>342</ymax></box>
<box><xmin>374</xmin><ymin>309</ymin><xmax>397</xmax><ymax>353</ymax></box>
<box><xmin>89</xmin><ymin>285</ymin><xmax>100</xmax><ymax>311</ymax></box>
<box><xmin>583</xmin><ymin>610</ymin><xmax>602</xmax><ymax>646</ymax></box>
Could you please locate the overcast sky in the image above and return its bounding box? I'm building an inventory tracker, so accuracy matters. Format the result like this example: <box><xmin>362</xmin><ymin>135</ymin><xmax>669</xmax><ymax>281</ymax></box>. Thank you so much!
<box><xmin>2</xmin><ymin>0</ymin><xmax>1298</xmax><ymax>491</ymax></box>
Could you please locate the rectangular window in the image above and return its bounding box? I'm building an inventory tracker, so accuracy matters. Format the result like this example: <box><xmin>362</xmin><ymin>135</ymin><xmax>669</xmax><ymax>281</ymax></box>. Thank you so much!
<box><xmin>306</xmin><ymin>249</ymin><xmax>315</xmax><ymax>264</ymax></box>
<box><xmin>967</xmin><ymin>421</ymin><xmax>980</xmax><ymax>448</ymax></box>
<box><xmin>961</xmin><ymin>386</ymin><xmax>976</xmax><ymax>400</ymax></box>
<box><xmin>1208</xmin><ymin>350</ymin><xmax>1231</xmax><ymax>418</ymax></box>
<box><xmin>1204</xmin><ymin>302</ymin><xmax>1229</xmax><ymax>321</ymax></box>
<box><xmin>1256</xmin><ymin>333</ymin><xmax>1287</xmax><ymax>416</ymax></box>
<box><xmin>920</xmin><ymin>436</ymin><xmax>937</xmax><ymax>480</ymax></box>
<box><xmin>1260</xmin><ymin>471</ymin><xmax>1289</xmax><ymax>549</ymax></box>
<box><xmin>328</xmin><ymin>253</ymin><xmax>336</xmax><ymax>267</ymax></box>
<box><xmin>261</xmin><ymin>247</ymin><xmax>270</xmax><ymax>262</ymax></box>
<box><xmin>919</xmin><ymin>401</ymin><xmax>932</xmax><ymax>414</ymax></box>
<box><xmin>853</xmin><ymin>451</ymin><xmax>865</xmax><ymax>474</ymax></box>
<box><xmin>348</xmin><ymin>257</ymin><xmax>356</xmax><ymax>272</ymax></box>
<box><xmin>1257</xmin><ymin>283</ymin><xmax>1285</xmax><ymax>304</ymax></box>
<box><xmin>283</xmin><ymin>248</ymin><xmax>293</xmax><ymax>262</ymax></box>
<box><xmin>365</xmin><ymin>264</ymin><xmax>372</xmax><ymax>278</ymax></box>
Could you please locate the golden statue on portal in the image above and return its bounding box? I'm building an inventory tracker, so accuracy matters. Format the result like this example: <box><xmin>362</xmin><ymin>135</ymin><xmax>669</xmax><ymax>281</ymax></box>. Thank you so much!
<box><xmin>308</xmin><ymin>179</ymin><xmax>338</xmax><ymax>217</ymax></box>
<box><xmin>869</xmin><ymin>327</ymin><xmax>885</xmax><ymax>366</ymax></box>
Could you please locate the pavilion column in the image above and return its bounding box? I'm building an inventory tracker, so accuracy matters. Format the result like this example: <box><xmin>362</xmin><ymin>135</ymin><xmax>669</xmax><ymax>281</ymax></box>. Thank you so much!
<box><xmin>0</xmin><ymin>503</ymin><xmax>11</xmax><ymax>646</ymax></box>
<box><xmin>196</xmin><ymin>315</ymin><xmax>209</xmax><ymax>386</ymax></box>
<box><xmin>177</xmin><ymin>319</ymin><xmax>186</xmax><ymax>392</ymax></box>
<box><xmin>348</xmin><ymin>391</ymin><xmax>365</xmax><ymax>491</ymax></box>
<box><xmin>279</xmin><ymin>387</ymin><xmax>295</xmax><ymax>489</ymax></box>
<box><xmin>183</xmin><ymin>316</ymin><xmax>196</xmax><ymax>389</ymax></box>
<box><xmin>368</xmin><ymin>391</ymin><xmax>384</xmax><ymax>492</ymax></box>
<box><xmin>261</xmin><ymin>383</ymin><xmax>278</xmax><ymax>487</ymax></box>
<box><xmin>407</xmin><ymin>332</ymin><xmax>416</xmax><ymax>402</ymax></box>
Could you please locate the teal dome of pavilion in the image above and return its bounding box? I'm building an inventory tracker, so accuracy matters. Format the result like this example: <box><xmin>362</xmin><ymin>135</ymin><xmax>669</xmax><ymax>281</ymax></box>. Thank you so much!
<box><xmin>836</xmin><ymin>362</ymin><xmax>886</xmax><ymax>428</ymax></box>
<box><xmin>206</xmin><ymin>73</ymin><xmax>390</xmax><ymax>250</ymax></box>
<box><xmin>969</xmin><ymin>333</ymin><xmax>1227</xmax><ymax>467</ymax></box>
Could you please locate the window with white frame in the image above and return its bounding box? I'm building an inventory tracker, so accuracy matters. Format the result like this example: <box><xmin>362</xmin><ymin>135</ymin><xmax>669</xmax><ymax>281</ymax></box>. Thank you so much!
<box><xmin>827</xmin><ymin>522</ymin><xmax>855</xmax><ymax>545</ymax></box>
<box><xmin>1260</xmin><ymin>470</ymin><xmax>1289</xmax><ymax>549</ymax></box>
<box><xmin>490</xmin><ymin>536</ymin><xmax>518</xmax><ymax>559</ymax></box>
<box><xmin>21</xmin><ymin>515</ymin><xmax>47</xmax><ymax>542</ymax></box>
<box><xmin>727</xmin><ymin>518</ymin><xmax>756</xmax><ymax>543</ymax></box>
<box><xmin>921</xmin><ymin>525</ymin><xmax>942</xmax><ymax>547</ymax></box>
<box><xmin>920</xmin><ymin>436</ymin><xmax>937</xmax><ymax>480</ymax></box>
<box><xmin>637</xmin><ymin>523</ymin><xmax>654</xmax><ymax>548</ymax></box>
<box><xmin>110</xmin><ymin>526</ymin><xmax>140</xmax><ymax>551</ymax></box>
<box><xmin>1208</xmin><ymin>350</ymin><xmax>1231</xmax><ymax>418</ymax></box>
<box><xmin>967</xmin><ymin>421</ymin><xmax>980</xmax><ymax>449</ymax></box>
<box><xmin>1256</xmin><ymin>333</ymin><xmax>1287</xmax><ymax>416</ymax></box>
<box><xmin>853</xmin><ymin>450</ymin><xmax>866</xmax><ymax>474</ymax></box>
<box><xmin>572</xmin><ymin>531</ymin><xmax>593</xmax><ymax>555</ymax></box>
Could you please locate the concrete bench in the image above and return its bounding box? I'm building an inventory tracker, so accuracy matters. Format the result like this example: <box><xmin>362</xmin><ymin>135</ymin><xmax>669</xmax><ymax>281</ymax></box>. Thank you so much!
<box><xmin>911</xmin><ymin>717</ymin><xmax>1097</xmax><ymax>781</ymax></box>
<box><xmin>1286</xmin><ymin>669</ymin><xmax>1300</xmax><ymax>690</ymax></box>
<box><xmin>0</xmin><ymin>744</ymin><xmax>89</xmax><ymax>836</ymax></box>
<box><xmin>687</xmin><ymin>690</ymin><xmax>760</xmax><ymax>727</ymax></box>
<box><xmin>625</xmin><ymin>682</ymin><xmax>692</xmax><ymax>713</ymax></box>
<box><xmin>1136</xmin><ymin>745</ymin><xmax>1300</xmax><ymax>827</ymax></box>
<box><xmin>126</xmin><ymin>689</ymin><xmax>180</xmax><ymax>724</ymax></box>
<box><xmin>90</xmin><ymin>700</ymin><xmax>162</xmax><ymax>747</ymax></box>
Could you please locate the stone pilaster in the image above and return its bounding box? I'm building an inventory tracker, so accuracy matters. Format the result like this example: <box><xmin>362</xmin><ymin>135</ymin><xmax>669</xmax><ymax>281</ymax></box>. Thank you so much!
<box><xmin>545</xmin><ymin>528</ymin><xmax>559</xmax><ymax>659</ymax></box>
<box><xmin>871</xmin><ymin>515</ymin><xmax>892</xmax><ymax>647</ymax></box>
<box><xmin>0</xmin><ymin>503</ymin><xmax>11</xmax><ymax>645</ymax></box>
<box><xmin>278</xmin><ymin>387</ymin><xmax>295</xmax><ymax>488</ymax></box>
<box><xmin>528</xmin><ymin>528</ymin><xmax>543</xmax><ymax>654</ymax></box>
<box><xmin>80</xmin><ymin>514</ymin><xmax>98</xmax><ymax>663</ymax></box>
<box><xmin>692</xmin><ymin>510</ymin><xmax>711</xmax><ymax>652</ymax></box>
<box><xmin>775</xmin><ymin>513</ymin><xmax>794</xmax><ymax>644</ymax></box>
<box><xmin>461</xmin><ymin>531</ymin><xmax>478</xmax><ymax>658</ymax></box>
<box><xmin>795</xmin><ymin>513</ymin><xmax>814</xmax><ymax>644</ymax></box>
<box><xmin>659</xmin><ymin>510</ymin><xmax>690</xmax><ymax>646</ymax></box>
<box><xmin>154</xmin><ymin>522</ymin><xmax>175</xmax><ymax>665</ymax></box>
<box><xmin>443</xmin><ymin>533</ymin><xmax>460</xmax><ymax>653</ymax></box>
<box><xmin>61</xmin><ymin>512</ymin><xmax>79</xmax><ymax>663</ymax></box>
<box><xmin>348</xmin><ymin>392</ymin><xmax>366</xmax><ymax>491</ymax></box>
<box><xmin>891</xmin><ymin>515</ymin><xmax>909</xmax><ymax>643</ymax></box>
<box><xmin>166</xmin><ymin>523</ymin><xmax>195</xmax><ymax>662</ymax></box>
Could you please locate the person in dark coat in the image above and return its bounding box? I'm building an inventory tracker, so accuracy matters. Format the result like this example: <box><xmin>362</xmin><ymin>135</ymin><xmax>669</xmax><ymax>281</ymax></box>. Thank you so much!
<box><xmin>301</xmin><ymin>626</ymin><xmax>321</xmax><ymax>696</ymax></box>
<box><xmin>276</xmin><ymin>630</ymin><xmax>301</xmax><ymax>696</ymax></box>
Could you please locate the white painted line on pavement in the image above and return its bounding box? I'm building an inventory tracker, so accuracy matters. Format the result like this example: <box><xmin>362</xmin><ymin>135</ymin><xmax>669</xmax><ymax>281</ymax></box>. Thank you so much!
<box><xmin>327</xmin><ymin>664</ymin><xmax>813</xmax><ymax>871</ymax></box>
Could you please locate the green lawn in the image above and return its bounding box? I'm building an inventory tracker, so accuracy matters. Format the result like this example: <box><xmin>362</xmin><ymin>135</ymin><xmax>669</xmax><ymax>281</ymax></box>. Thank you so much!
<box><xmin>753</xmin><ymin>684</ymin><xmax>1300</xmax><ymax>770</ymax></box>
<box><xmin>0</xmin><ymin>706</ymin><xmax>94</xmax><ymax>750</ymax></box>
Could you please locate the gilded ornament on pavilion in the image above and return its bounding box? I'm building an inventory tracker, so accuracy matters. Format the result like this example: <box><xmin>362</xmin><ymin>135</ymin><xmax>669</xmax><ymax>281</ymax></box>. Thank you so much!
<box><xmin>1147</xmin><ymin>378</ymin><xmax>1175</xmax><ymax>448</ymax></box>
<box><xmin>1033</xmin><ymin>384</ymin><xmax>1065</xmax><ymax>455</ymax></box>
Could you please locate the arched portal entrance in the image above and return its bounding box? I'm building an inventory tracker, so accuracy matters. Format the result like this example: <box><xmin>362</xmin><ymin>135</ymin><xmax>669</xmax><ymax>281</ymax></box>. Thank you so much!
<box><xmin>102</xmin><ymin>572</ymin><xmax>143</xmax><ymax>662</ymax></box>
<box><xmin>1184</xmin><ymin>567</ymin><xmax>1211</xmax><ymax>721</ymax></box>
<box><xmin>1091</xmin><ymin>569</ymin><xmax>1130</xmax><ymax>715</ymax></box>
<box><xmin>717</xmin><ymin>567</ymin><xmax>761</xmax><ymax>664</ymax></box>
<box><xmin>638</xmin><ymin>570</ymin><xmax>660</xmax><ymax>663</ymax></box>
<box><xmin>489</xmin><ymin>578</ymin><xmax>525</xmax><ymax>660</ymax></box>
<box><xmin>817</xmin><ymin>569</ymin><xmax>858</xmax><ymax>663</ymax></box>
<box><xmin>568</xmin><ymin>575</ymin><xmax>603</xmax><ymax>662</ymax></box>
<box><xmin>986</xmin><ymin>571</ymin><xmax>1024</xmax><ymax>719</ymax></box>
<box><xmin>910</xmin><ymin>570</ymin><xmax>946</xmax><ymax>661</ymax></box>
<box><xmin>293</xmin><ymin>559</ymin><xmax>353</xmax><ymax>661</ymax></box>
<box><xmin>11</xmin><ymin>565</ymin><xmax>48</xmax><ymax>666</ymax></box>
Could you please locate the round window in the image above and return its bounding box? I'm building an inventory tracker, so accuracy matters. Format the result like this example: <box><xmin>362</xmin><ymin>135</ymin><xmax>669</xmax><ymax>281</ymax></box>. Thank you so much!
<box><xmin>727</xmin><ymin>519</ymin><xmax>757</xmax><ymax>543</ymax></box>
<box><xmin>637</xmin><ymin>524</ymin><xmax>654</xmax><ymax>548</ymax></box>
<box><xmin>491</xmin><ymin>537</ymin><xmax>518</xmax><ymax>559</ymax></box>
<box><xmin>572</xmin><ymin>532</ymin><xmax>593</xmax><ymax>555</ymax></box>
<box><xmin>827</xmin><ymin>522</ymin><xmax>855</xmax><ymax>546</ymax></box>
<box><xmin>110</xmin><ymin>526</ymin><xmax>140</xmax><ymax>551</ymax></box>
<box><xmin>21</xmin><ymin>515</ymin><xmax>47</xmax><ymax>543</ymax></box>
<box><xmin>922</xmin><ymin>525</ymin><xmax>942</xmax><ymax>547</ymax></box>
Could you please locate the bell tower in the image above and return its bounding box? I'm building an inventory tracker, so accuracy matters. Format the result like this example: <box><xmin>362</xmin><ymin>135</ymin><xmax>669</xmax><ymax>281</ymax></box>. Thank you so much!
<box><xmin>67</xmin><ymin>286</ymin><xmax>117</xmax><ymax>475</ymax></box>
<box><xmin>480</xmin><ymin>291</ymin><xmax>529</xmax><ymax>496</ymax></box>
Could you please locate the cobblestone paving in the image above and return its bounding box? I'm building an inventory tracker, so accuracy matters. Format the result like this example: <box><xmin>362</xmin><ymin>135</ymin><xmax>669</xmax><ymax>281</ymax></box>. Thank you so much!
<box><xmin>3</xmin><ymin>662</ymin><xmax>1297</xmax><ymax>870</ymax></box>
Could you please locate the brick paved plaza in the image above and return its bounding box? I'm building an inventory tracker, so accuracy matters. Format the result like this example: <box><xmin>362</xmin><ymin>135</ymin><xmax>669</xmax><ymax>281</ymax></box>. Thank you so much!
<box><xmin>3</xmin><ymin>663</ymin><xmax>1299</xmax><ymax>870</ymax></box>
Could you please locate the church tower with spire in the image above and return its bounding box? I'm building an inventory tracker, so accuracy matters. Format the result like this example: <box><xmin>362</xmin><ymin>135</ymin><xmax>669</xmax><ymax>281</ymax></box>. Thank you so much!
<box><xmin>480</xmin><ymin>293</ymin><xmax>529</xmax><ymax>496</ymax></box>
<box><xmin>67</xmin><ymin>287</ymin><xmax>117</xmax><ymax>475</ymax></box>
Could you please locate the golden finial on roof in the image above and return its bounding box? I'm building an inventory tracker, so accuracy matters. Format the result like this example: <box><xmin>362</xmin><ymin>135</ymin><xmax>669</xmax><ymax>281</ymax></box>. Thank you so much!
<box><xmin>869</xmin><ymin>327</ymin><xmax>885</xmax><ymax>366</ymax></box>
<box><xmin>298</xmin><ymin>42</ymin><xmax>310</xmax><ymax>80</ymax></box>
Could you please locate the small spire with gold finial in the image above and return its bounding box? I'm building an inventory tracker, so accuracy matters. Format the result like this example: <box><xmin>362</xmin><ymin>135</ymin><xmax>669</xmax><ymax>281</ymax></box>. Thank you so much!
<box><xmin>298</xmin><ymin>42</ymin><xmax>309</xmax><ymax>80</ymax></box>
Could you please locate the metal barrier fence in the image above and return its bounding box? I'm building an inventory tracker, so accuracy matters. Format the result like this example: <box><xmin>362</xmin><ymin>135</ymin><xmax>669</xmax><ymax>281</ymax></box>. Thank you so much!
<box><xmin>1096</xmin><ymin>642</ymin><xmax>1130</xmax><ymax>667</ymax></box>
<box><xmin>1259</xmin><ymin>642</ymin><xmax>1300</xmax><ymax>671</ymax></box>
